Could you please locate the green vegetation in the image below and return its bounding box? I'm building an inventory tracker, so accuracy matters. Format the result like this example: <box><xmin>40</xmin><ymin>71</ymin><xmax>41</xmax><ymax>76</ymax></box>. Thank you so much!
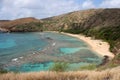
<box><xmin>13</xmin><ymin>22</ymin><xmax>44</xmax><ymax>32</ymax></box>
<box><xmin>80</xmin><ymin>64</ymin><xmax>97</xmax><ymax>70</ymax></box>
<box><xmin>64</xmin><ymin>25</ymin><xmax>120</xmax><ymax>67</ymax></box>
<box><xmin>64</xmin><ymin>25</ymin><xmax>120</xmax><ymax>51</ymax></box>
<box><xmin>110</xmin><ymin>53</ymin><xmax>120</xmax><ymax>66</ymax></box>
<box><xmin>50</xmin><ymin>62</ymin><xmax>69</xmax><ymax>72</ymax></box>
<box><xmin>50</xmin><ymin>63</ymin><xmax>98</xmax><ymax>71</ymax></box>
<box><xmin>0</xmin><ymin>69</ymin><xmax>8</xmax><ymax>74</ymax></box>
<box><xmin>64</xmin><ymin>29</ymin><xmax>84</xmax><ymax>34</ymax></box>
<box><xmin>89</xmin><ymin>26</ymin><xmax>120</xmax><ymax>52</ymax></box>
<box><xmin>115</xmin><ymin>53</ymin><xmax>120</xmax><ymax>60</ymax></box>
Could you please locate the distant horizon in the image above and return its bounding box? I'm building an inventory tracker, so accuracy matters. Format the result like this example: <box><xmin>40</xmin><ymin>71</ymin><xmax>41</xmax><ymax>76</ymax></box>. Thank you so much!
<box><xmin>0</xmin><ymin>0</ymin><xmax>120</xmax><ymax>20</ymax></box>
<box><xmin>0</xmin><ymin>8</ymin><xmax>120</xmax><ymax>20</ymax></box>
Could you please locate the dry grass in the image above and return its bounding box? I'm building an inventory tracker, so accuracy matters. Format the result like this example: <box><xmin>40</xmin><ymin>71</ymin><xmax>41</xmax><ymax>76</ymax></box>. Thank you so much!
<box><xmin>0</xmin><ymin>67</ymin><xmax>120</xmax><ymax>80</ymax></box>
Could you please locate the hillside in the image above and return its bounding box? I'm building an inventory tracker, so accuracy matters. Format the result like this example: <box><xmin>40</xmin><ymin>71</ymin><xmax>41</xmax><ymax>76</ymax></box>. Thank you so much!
<box><xmin>42</xmin><ymin>9</ymin><xmax>120</xmax><ymax>61</ymax></box>
<box><xmin>0</xmin><ymin>66</ymin><xmax>120</xmax><ymax>80</ymax></box>
<box><xmin>0</xmin><ymin>8</ymin><xmax>120</xmax><ymax>65</ymax></box>
<box><xmin>0</xmin><ymin>17</ymin><xmax>43</xmax><ymax>32</ymax></box>
<box><xmin>42</xmin><ymin>9</ymin><xmax>120</xmax><ymax>31</ymax></box>
<box><xmin>0</xmin><ymin>20</ymin><xmax>10</xmax><ymax>24</ymax></box>
<box><xmin>0</xmin><ymin>8</ymin><xmax>120</xmax><ymax>80</ymax></box>
<box><xmin>1</xmin><ymin>9</ymin><xmax>120</xmax><ymax>32</ymax></box>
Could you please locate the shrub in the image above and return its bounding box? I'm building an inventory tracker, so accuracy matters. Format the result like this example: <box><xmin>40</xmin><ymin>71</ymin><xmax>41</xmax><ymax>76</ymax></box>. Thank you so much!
<box><xmin>0</xmin><ymin>69</ymin><xmax>8</xmax><ymax>74</ymax></box>
<box><xmin>50</xmin><ymin>62</ymin><xmax>69</xmax><ymax>72</ymax></box>
<box><xmin>80</xmin><ymin>64</ymin><xmax>97</xmax><ymax>70</ymax></box>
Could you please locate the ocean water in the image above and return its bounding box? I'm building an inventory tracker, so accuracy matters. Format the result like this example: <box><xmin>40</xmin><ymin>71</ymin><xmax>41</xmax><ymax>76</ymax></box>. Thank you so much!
<box><xmin>0</xmin><ymin>32</ymin><xmax>103</xmax><ymax>72</ymax></box>
<box><xmin>60</xmin><ymin>47</ymin><xmax>89</xmax><ymax>55</ymax></box>
<box><xmin>8</xmin><ymin>62</ymin><xmax>54</xmax><ymax>72</ymax></box>
<box><xmin>0</xmin><ymin>33</ymin><xmax>47</xmax><ymax>65</ymax></box>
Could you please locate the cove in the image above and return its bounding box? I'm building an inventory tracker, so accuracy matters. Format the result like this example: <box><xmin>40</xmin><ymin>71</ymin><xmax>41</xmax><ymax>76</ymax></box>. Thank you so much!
<box><xmin>0</xmin><ymin>32</ymin><xmax>103</xmax><ymax>72</ymax></box>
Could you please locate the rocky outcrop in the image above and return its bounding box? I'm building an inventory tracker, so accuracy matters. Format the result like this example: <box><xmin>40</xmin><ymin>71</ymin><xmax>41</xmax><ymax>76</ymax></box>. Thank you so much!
<box><xmin>0</xmin><ymin>27</ymin><xmax>9</xmax><ymax>32</ymax></box>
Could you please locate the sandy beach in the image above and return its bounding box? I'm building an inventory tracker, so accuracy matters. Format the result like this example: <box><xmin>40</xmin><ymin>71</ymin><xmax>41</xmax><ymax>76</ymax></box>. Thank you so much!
<box><xmin>60</xmin><ymin>32</ymin><xmax>115</xmax><ymax>59</ymax></box>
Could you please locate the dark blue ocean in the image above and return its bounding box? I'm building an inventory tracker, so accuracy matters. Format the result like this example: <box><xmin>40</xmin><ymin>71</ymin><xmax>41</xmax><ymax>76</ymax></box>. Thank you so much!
<box><xmin>0</xmin><ymin>32</ymin><xmax>103</xmax><ymax>72</ymax></box>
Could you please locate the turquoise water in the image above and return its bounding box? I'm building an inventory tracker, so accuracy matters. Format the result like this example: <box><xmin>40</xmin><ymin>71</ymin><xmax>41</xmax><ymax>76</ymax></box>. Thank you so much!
<box><xmin>0</xmin><ymin>32</ymin><xmax>103</xmax><ymax>72</ymax></box>
<box><xmin>60</xmin><ymin>47</ymin><xmax>89</xmax><ymax>55</ymax></box>
<box><xmin>60</xmin><ymin>48</ymin><xmax>81</xmax><ymax>54</ymax></box>
<box><xmin>8</xmin><ymin>62</ymin><xmax>54</xmax><ymax>72</ymax></box>
<box><xmin>8</xmin><ymin>62</ymin><xmax>92</xmax><ymax>72</ymax></box>
<box><xmin>0</xmin><ymin>33</ymin><xmax>47</xmax><ymax>64</ymax></box>
<box><xmin>0</xmin><ymin>39</ymin><xmax>16</xmax><ymax>49</ymax></box>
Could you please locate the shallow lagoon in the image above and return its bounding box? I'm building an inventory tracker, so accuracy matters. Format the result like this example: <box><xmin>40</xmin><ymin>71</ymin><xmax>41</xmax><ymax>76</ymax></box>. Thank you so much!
<box><xmin>0</xmin><ymin>32</ymin><xmax>103</xmax><ymax>72</ymax></box>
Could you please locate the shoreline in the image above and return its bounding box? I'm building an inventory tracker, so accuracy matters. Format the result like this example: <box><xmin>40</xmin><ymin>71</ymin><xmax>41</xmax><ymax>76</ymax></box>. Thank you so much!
<box><xmin>60</xmin><ymin>32</ymin><xmax>114</xmax><ymax>59</ymax></box>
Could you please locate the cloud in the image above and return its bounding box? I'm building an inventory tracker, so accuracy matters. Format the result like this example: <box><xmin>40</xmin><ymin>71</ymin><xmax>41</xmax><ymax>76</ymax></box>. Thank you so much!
<box><xmin>0</xmin><ymin>0</ymin><xmax>81</xmax><ymax>20</ymax></box>
<box><xmin>0</xmin><ymin>0</ymin><xmax>120</xmax><ymax>20</ymax></box>
<box><xmin>100</xmin><ymin>0</ymin><xmax>120</xmax><ymax>8</ymax></box>
<box><xmin>82</xmin><ymin>0</ymin><xmax>95</xmax><ymax>9</ymax></box>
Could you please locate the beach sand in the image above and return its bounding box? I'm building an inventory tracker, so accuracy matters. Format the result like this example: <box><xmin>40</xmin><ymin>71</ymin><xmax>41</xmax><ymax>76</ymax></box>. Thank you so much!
<box><xmin>60</xmin><ymin>32</ymin><xmax>115</xmax><ymax>59</ymax></box>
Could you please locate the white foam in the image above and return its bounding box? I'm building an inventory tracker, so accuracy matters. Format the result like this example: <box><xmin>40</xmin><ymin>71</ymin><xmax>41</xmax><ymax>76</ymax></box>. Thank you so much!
<box><xmin>52</xmin><ymin>42</ymin><xmax>56</xmax><ymax>46</ymax></box>
<box><xmin>33</xmin><ymin>52</ymin><xmax>36</xmax><ymax>54</ymax></box>
<box><xmin>19</xmin><ymin>57</ymin><xmax>23</xmax><ymax>59</ymax></box>
<box><xmin>12</xmin><ymin>58</ymin><xmax>18</xmax><ymax>62</ymax></box>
